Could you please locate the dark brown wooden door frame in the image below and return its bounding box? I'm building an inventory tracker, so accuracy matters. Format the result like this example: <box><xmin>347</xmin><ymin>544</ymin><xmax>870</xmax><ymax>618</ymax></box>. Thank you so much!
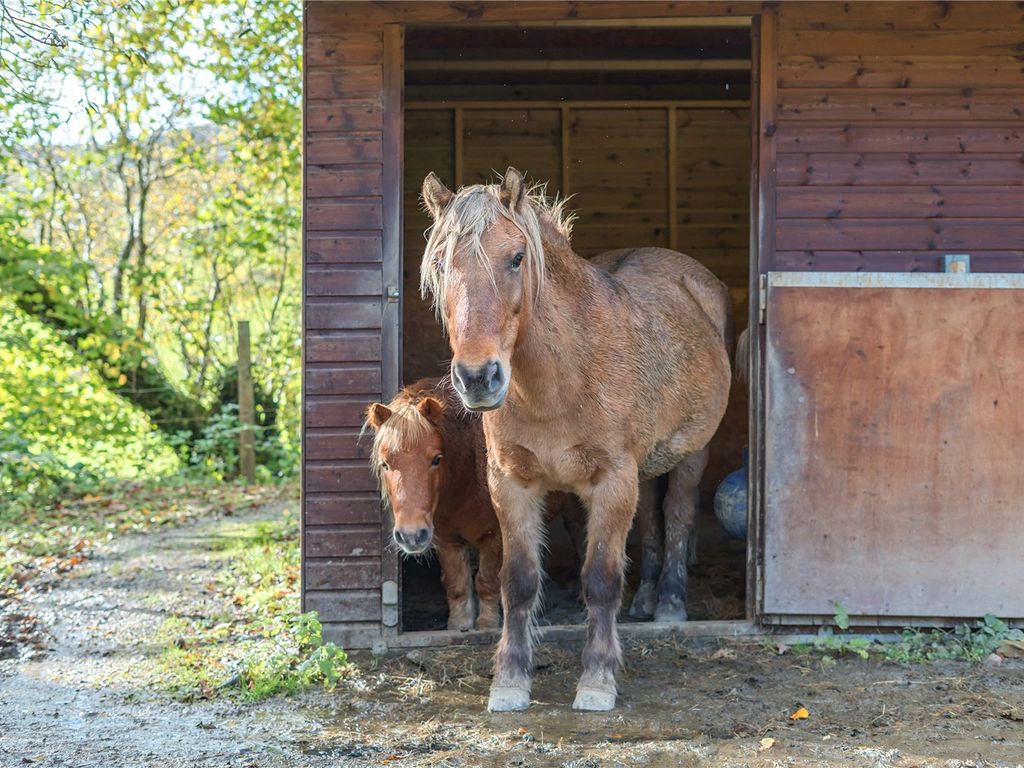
<box><xmin>382</xmin><ymin>7</ymin><xmax>775</xmax><ymax>638</ymax></box>
<box><xmin>749</xmin><ymin>9</ymin><xmax>777</xmax><ymax>626</ymax></box>
<box><xmin>380</xmin><ymin>23</ymin><xmax>404</xmax><ymax>640</ymax></box>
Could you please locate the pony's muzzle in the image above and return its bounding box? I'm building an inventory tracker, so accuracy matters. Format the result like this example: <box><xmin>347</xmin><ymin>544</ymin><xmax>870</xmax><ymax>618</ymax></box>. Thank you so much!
<box><xmin>394</xmin><ymin>525</ymin><xmax>433</xmax><ymax>553</ymax></box>
<box><xmin>452</xmin><ymin>360</ymin><xmax>507</xmax><ymax>410</ymax></box>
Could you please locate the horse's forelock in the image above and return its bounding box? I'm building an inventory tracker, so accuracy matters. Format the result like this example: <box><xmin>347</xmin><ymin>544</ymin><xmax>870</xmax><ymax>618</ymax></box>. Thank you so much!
<box><xmin>420</xmin><ymin>180</ymin><xmax>572</xmax><ymax>329</ymax></box>
<box><xmin>364</xmin><ymin>403</ymin><xmax>435</xmax><ymax>486</ymax></box>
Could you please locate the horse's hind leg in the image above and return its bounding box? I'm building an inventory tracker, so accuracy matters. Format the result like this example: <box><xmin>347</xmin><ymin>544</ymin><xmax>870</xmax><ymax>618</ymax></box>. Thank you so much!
<box><xmin>574</xmin><ymin>466</ymin><xmax>639</xmax><ymax>711</ymax></box>
<box><xmin>488</xmin><ymin>476</ymin><xmax>545</xmax><ymax>712</ymax></box>
<box><xmin>656</xmin><ymin>448</ymin><xmax>709</xmax><ymax>623</ymax></box>
<box><xmin>437</xmin><ymin>541</ymin><xmax>475</xmax><ymax>631</ymax></box>
<box><xmin>628</xmin><ymin>476</ymin><xmax>665</xmax><ymax>620</ymax></box>
<box><xmin>474</xmin><ymin>530</ymin><xmax>502</xmax><ymax>630</ymax></box>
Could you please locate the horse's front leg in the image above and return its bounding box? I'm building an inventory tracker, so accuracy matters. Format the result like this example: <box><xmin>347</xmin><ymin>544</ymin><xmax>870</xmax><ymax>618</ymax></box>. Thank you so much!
<box><xmin>656</xmin><ymin>448</ymin><xmax>708</xmax><ymax>622</ymax></box>
<box><xmin>474</xmin><ymin>529</ymin><xmax>502</xmax><ymax>630</ymax></box>
<box><xmin>488</xmin><ymin>473</ymin><xmax>545</xmax><ymax>712</ymax></box>
<box><xmin>575</xmin><ymin>464</ymin><xmax>639</xmax><ymax>711</ymax></box>
<box><xmin>437</xmin><ymin>540</ymin><xmax>475</xmax><ymax>631</ymax></box>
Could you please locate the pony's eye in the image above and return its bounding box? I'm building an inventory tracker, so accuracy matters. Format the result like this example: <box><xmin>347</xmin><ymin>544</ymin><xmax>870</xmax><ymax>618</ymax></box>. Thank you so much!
<box><xmin>431</xmin><ymin>454</ymin><xmax>443</xmax><ymax>467</ymax></box>
<box><xmin>510</xmin><ymin>251</ymin><xmax>525</xmax><ymax>270</ymax></box>
<box><xmin>380</xmin><ymin>461</ymin><xmax>389</xmax><ymax>471</ymax></box>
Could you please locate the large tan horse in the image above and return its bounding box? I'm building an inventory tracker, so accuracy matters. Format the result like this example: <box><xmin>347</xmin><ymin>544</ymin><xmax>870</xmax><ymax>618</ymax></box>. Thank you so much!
<box><xmin>420</xmin><ymin>169</ymin><xmax>732</xmax><ymax>712</ymax></box>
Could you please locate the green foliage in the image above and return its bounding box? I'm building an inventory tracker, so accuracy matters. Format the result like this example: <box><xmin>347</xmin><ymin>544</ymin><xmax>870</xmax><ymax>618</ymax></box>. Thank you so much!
<box><xmin>0</xmin><ymin>299</ymin><xmax>178</xmax><ymax>510</ymax></box>
<box><xmin>153</xmin><ymin>513</ymin><xmax>349</xmax><ymax>701</ymax></box>
<box><xmin>881</xmin><ymin>615</ymin><xmax>1024</xmax><ymax>664</ymax></box>
<box><xmin>1</xmin><ymin>0</ymin><xmax>303</xmax><ymax>480</ymax></box>
<box><xmin>782</xmin><ymin>608</ymin><xmax>1024</xmax><ymax>665</ymax></box>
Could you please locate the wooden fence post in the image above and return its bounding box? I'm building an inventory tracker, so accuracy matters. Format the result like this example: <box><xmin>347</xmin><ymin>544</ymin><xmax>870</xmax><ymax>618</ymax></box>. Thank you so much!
<box><xmin>237</xmin><ymin>320</ymin><xmax>256</xmax><ymax>484</ymax></box>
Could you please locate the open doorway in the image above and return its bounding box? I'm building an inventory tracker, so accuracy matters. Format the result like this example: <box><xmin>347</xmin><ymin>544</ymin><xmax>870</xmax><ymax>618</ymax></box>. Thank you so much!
<box><xmin>397</xmin><ymin>21</ymin><xmax>753</xmax><ymax>633</ymax></box>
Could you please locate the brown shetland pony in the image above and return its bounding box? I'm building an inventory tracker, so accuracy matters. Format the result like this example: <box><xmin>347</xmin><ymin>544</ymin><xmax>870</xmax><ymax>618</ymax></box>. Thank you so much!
<box><xmin>420</xmin><ymin>169</ymin><xmax>732</xmax><ymax>712</ymax></box>
<box><xmin>365</xmin><ymin>378</ymin><xmax>502</xmax><ymax>631</ymax></box>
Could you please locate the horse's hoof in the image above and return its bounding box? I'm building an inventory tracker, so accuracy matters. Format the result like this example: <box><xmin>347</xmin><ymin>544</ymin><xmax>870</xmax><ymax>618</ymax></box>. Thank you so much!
<box><xmin>628</xmin><ymin>582</ymin><xmax>656</xmax><ymax>620</ymax></box>
<box><xmin>654</xmin><ymin>599</ymin><xmax>687</xmax><ymax>624</ymax></box>
<box><xmin>572</xmin><ymin>685</ymin><xmax>617</xmax><ymax>712</ymax></box>
<box><xmin>447</xmin><ymin>618</ymin><xmax>474</xmax><ymax>632</ymax></box>
<box><xmin>488</xmin><ymin>686</ymin><xmax>531</xmax><ymax>712</ymax></box>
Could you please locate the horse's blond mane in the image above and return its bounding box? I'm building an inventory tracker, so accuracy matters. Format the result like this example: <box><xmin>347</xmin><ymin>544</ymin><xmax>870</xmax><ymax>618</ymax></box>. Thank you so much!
<box><xmin>419</xmin><ymin>176</ymin><xmax>575</xmax><ymax>327</ymax></box>
<box><xmin>363</xmin><ymin>402</ymin><xmax>434</xmax><ymax>487</ymax></box>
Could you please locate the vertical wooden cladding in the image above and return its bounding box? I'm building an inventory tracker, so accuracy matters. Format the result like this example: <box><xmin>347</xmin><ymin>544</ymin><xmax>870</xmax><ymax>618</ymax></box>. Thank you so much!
<box><xmin>303</xmin><ymin>5</ymin><xmax>389</xmax><ymax>648</ymax></box>
<box><xmin>774</xmin><ymin>2</ymin><xmax>1024</xmax><ymax>274</ymax></box>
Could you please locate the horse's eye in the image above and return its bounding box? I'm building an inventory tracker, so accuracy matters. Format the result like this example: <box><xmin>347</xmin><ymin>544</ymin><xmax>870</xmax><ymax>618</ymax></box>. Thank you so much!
<box><xmin>510</xmin><ymin>251</ymin><xmax>525</xmax><ymax>270</ymax></box>
<box><xmin>431</xmin><ymin>454</ymin><xmax>443</xmax><ymax>467</ymax></box>
<box><xmin>380</xmin><ymin>461</ymin><xmax>389</xmax><ymax>471</ymax></box>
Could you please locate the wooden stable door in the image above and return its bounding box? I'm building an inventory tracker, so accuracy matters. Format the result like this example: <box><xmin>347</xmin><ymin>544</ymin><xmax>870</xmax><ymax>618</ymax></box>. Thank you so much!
<box><xmin>759</xmin><ymin>272</ymin><xmax>1024</xmax><ymax>626</ymax></box>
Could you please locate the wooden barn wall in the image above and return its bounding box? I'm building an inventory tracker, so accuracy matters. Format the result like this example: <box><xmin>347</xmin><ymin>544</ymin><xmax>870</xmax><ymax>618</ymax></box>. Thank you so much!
<box><xmin>303</xmin><ymin>9</ymin><xmax>397</xmax><ymax>650</ymax></box>
<box><xmin>771</xmin><ymin>2</ymin><xmax>1024</xmax><ymax>274</ymax></box>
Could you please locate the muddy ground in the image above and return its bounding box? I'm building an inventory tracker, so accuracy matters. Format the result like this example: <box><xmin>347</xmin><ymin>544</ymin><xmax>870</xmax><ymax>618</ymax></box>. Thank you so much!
<box><xmin>2</xmin><ymin>503</ymin><xmax>1022</xmax><ymax>768</ymax></box>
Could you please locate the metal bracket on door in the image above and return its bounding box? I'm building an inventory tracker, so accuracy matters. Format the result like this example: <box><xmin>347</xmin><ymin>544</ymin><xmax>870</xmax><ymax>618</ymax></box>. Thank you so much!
<box><xmin>758</xmin><ymin>273</ymin><xmax>768</xmax><ymax>324</ymax></box>
<box><xmin>381</xmin><ymin>579</ymin><xmax>399</xmax><ymax>627</ymax></box>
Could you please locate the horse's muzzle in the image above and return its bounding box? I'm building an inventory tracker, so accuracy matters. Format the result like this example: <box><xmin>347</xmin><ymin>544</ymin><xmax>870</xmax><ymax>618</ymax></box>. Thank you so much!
<box><xmin>452</xmin><ymin>359</ymin><xmax>508</xmax><ymax>411</ymax></box>
<box><xmin>394</xmin><ymin>525</ymin><xmax>433</xmax><ymax>554</ymax></box>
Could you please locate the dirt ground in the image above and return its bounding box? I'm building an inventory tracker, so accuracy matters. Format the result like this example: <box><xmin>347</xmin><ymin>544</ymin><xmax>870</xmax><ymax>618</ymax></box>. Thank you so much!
<box><xmin>2</xmin><ymin>503</ymin><xmax>1022</xmax><ymax>768</ymax></box>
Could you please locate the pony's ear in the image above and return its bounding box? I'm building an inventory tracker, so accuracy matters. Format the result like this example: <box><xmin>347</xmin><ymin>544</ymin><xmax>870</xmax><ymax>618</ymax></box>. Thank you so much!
<box><xmin>422</xmin><ymin>172</ymin><xmax>453</xmax><ymax>220</ymax></box>
<box><xmin>500</xmin><ymin>167</ymin><xmax>526</xmax><ymax>212</ymax></box>
<box><xmin>416</xmin><ymin>396</ymin><xmax>444</xmax><ymax>426</ymax></box>
<box><xmin>365</xmin><ymin>402</ymin><xmax>392</xmax><ymax>430</ymax></box>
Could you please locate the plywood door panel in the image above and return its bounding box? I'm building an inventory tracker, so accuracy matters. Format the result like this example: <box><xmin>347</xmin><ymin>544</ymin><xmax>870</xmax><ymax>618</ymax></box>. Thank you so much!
<box><xmin>763</xmin><ymin>276</ymin><xmax>1024</xmax><ymax>621</ymax></box>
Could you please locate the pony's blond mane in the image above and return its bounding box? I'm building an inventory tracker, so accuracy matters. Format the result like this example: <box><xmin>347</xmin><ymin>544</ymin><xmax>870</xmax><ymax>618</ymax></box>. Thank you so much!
<box><xmin>419</xmin><ymin>176</ymin><xmax>575</xmax><ymax>327</ymax></box>
<box><xmin>363</xmin><ymin>402</ymin><xmax>434</xmax><ymax>488</ymax></box>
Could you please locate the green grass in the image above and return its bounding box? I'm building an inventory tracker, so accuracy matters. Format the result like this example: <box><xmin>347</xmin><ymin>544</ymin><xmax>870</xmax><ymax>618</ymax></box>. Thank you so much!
<box><xmin>152</xmin><ymin>513</ymin><xmax>349</xmax><ymax>701</ymax></box>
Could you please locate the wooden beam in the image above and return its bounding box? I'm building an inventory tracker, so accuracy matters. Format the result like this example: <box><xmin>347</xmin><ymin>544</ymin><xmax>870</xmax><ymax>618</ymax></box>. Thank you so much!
<box><xmin>667</xmin><ymin>105</ymin><xmax>678</xmax><ymax>251</ymax></box>
<box><xmin>408</xmin><ymin>99</ymin><xmax>750</xmax><ymax>110</ymax></box>
<box><xmin>407</xmin><ymin>59</ymin><xmax>751</xmax><ymax>72</ymax></box>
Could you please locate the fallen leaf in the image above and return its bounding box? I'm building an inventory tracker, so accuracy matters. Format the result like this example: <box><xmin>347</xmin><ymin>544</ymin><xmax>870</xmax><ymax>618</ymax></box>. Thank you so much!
<box><xmin>759</xmin><ymin>737</ymin><xmax>775</xmax><ymax>751</ymax></box>
<box><xmin>789</xmin><ymin>707</ymin><xmax>809</xmax><ymax>721</ymax></box>
<box><xmin>996</xmin><ymin>639</ymin><xmax>1024</xmax><ymax>659</ymax></box>
<box><xmin>776</xmin><ymin>643</ymin><xmax>790</xmax><ymax>656</ymax></box>
<box><xmin>710</xmin><ymin>647</ymin><xmax>736</xmax><ymax>661</ymax></box>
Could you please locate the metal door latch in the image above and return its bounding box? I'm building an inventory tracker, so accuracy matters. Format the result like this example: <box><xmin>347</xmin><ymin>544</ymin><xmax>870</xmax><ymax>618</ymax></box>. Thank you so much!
<box><xmin>386</xmin><ymin>285</ymin><xmax>400</xmax><ymax>303</ymax></box>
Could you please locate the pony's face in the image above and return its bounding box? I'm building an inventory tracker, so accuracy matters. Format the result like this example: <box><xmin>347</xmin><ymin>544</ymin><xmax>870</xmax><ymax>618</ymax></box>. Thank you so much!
<box><xmin>421</xmin><ymin>169</ymin><xmax>540</xmax><ymax>412</ymax></box>
<box><xmin>365</xmin><ymin>398</ymin><xmax>445</xmax><ymax>555</ymax></box>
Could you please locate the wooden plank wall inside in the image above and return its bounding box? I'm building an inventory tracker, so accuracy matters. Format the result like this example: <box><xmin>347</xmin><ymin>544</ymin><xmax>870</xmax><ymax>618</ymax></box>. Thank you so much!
<box><xmin>303</xmin><ymin>10</ymin><xmax>390</xmax><ymax>650</ymax></box>
<box><xmin>773</xmin><ymin>2</ymin><xmax>1024</xmax><ymax>273</ymax></box>
<box><xmin>403</xmin><ymin>105</ymin><xmax>752</xmax><ymax>383</ymax></box>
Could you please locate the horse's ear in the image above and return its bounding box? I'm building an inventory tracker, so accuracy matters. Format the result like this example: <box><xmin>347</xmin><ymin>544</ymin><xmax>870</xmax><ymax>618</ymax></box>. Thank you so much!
<box><xmin>500</xmin><ymin>167</ymin><xmax>526</xmax><ymax>212</ymax></box>
<box><xmin>365</xmin><ymin>402</ymin><xmax>392</xmax><ymax>430</ymax></box>
<box><xmin>422</xmin><ymin>172</ymin><xmax>453</xmax><ymax>220</ymax></box>
<box><xmin>416</xmin><ymin>396</ymin><xmax>444</xmax><ymax>426</ymax></box>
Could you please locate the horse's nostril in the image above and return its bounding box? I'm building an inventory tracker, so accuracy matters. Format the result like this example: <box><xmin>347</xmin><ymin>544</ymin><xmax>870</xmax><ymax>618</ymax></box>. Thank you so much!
<box><xmin>416</xmin><ymin>527</ymin><xmax>431</xmax><ymax>545</ymax></box>
<box><xmin>452</xmin><ymin>363</ymin><xmax>471</xmax><ymax>392</ymax></box>
<box><xmin>484</xmin><ymin>361</ymin><xmax>502</xmax><ymax>393</ymax></box>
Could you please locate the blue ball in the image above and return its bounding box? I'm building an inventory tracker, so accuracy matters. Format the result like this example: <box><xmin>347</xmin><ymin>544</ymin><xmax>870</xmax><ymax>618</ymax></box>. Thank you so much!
<box><xmin>714</xmin><ymin>448</ymin><xmax>748</xmax><ymax>540</ymax></box>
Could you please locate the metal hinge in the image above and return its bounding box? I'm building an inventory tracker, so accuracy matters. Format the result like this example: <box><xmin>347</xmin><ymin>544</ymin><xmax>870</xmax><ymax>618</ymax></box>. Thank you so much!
<box><xmin>386</xmin><ymin>285</ymin><xmax>400</xmax><ymax>304</ymax></box>
<box><xmin>758</xmin><ymin>273</ymin><xmax>768</xmax><ymax>325</ymax></box>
